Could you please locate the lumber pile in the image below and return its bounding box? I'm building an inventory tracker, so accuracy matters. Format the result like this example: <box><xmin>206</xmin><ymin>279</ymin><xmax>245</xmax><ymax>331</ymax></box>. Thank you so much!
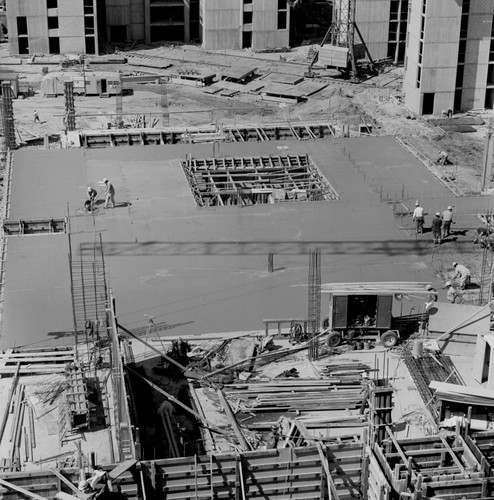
<box><xmin>0</xmin><ymin>348</ymin><xmax>76</xmax><ymax>375</ymax></box>
<box><xmin>224</xmin><ymin>378</ymin><xmax>365</xmax><ymax>412</ymax></box>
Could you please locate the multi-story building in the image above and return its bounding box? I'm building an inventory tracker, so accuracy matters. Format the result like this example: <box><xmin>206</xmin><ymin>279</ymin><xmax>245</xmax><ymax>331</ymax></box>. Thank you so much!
<box><xmin>404</xmin><ymin>0</ymin><xmax>494</xmax><ymax>115</ymax></box>
<box><xmin>101</xmin><ymin>0</ymin><xmax>200</xmax><ymax>44</ymax></box>
<box><xmin>201</xmin><ymin>0</ymin><xmax>290</xmax><ymax>51</ymax></box>
<box><xmin>6</xmin><ymin>0</ymin><xmax>287</xmax><ymax>55</ymax></box>
<box><xmin>6</xmin><ymin>0</ymin><xmax>99</xmax><ymax>55</ymax></box>
<box><xmin>355</xmin><ymin>0</ymin><xmax>408</xmax><ymax>63</ymax></box>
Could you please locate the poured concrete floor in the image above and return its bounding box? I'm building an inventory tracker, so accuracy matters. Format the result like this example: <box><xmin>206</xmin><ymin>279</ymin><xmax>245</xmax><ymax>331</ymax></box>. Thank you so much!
<box><xmin>1</xmin><ymin>137</ymin><xmax>485</xmax><ymax>349</ymax></box>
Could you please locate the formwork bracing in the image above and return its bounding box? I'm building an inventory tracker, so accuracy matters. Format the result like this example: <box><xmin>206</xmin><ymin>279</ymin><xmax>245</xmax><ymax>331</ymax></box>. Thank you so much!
<box><xmin>181</xmin><ymin>154</ymin><xmax>340</xmax><ymax>207</ymax></box>
<box><xmin>78</xmin><ymin>122</ymin><xmax>336</xmax><ymax>148</ymax></box>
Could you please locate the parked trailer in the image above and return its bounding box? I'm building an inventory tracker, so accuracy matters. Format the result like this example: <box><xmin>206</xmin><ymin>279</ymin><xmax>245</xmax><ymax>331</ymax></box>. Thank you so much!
<box><xmin>41</xmin><ymin>71</ymin><xmax>122</xmax><ymax>97</ymax></box>
<box><xmin>321</xmin><ymin>282</ymin><xmax>435</xmax><ymax>348</ymax></box>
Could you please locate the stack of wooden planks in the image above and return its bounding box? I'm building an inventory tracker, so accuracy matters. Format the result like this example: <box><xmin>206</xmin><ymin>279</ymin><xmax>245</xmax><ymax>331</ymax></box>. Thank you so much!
<box><xmin>224</xmin><ymin>378</ymin><xmax>365</xmax><ymax>413</ymax></box>
<box><xmin>0</xmin><ymin>348</ymin><xmax>76</xmax><ymax>375</ymax></box>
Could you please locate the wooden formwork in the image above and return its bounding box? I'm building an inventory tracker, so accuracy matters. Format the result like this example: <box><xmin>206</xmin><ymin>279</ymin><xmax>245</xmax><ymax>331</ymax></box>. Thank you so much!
<box><xmin>368</xmin><ymin>428</ymin><xmax>494</xmax><ymax>500</ymax></box>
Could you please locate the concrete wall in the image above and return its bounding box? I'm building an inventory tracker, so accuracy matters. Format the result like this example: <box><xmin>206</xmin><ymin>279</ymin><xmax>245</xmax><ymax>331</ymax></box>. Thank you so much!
<box><xmin>355</xmin><ymin>0</ymin><xmax>390</xmax><ymax>61</ymax></box>
<box><xmin>201</xmin><ymin>0</ymin><xmax>289</xmax><ymax>51</ymax></box>
<box><xmin>404</xmin><ymin>0</ymin><xmax>463</xmax><ymax>115</ymax></box>
<box><xmin>461</xmin><ymin>0</ymin><xmax>492</xmax><ymax>111</ymax></box>
<box><xmin>251</xmin><ymin>0</ymin><xmax>290</xmax><ymax>51</ymax></box>
<box><xmin>106</xmin><ymin>0</ymin><xmax>145</xmax><ymax>41</ymax></box>
<box><xmin>6</xmin><ymin>0</ymin><xmax>95</xmax><ymax>55</ymax></box>
<box><xmin>201</xmin><ymin>0</ymin><xmax>240</xmax><ymax>50</ymax></box>
<box><xmin>7</xmin><ymin>0</ymin><xmax>49</xmax><ymax>54</ymax></box>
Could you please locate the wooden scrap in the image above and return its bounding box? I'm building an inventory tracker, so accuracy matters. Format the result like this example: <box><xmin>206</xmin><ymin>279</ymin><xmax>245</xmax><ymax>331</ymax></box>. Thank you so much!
<box><xmin>49</xmin><ymin>468</ymin><xmax>90</xmax><ymax>499</ymax></box>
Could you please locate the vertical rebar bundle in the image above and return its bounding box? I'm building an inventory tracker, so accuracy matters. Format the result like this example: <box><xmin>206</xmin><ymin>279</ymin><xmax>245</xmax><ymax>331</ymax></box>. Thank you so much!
<box><xmin>116</xmin><ymin>91</ymin><xmax>123</xmax><ymax>128</ymax></box>
<box><xmin>161</xmin><ymin>82</ymin><xmax>169</xmax><ymax>127</ymax></box>
<box><xmin>308</xmin><ymin>248</ymin><xmax>321</xmax><ymax>361</ymax></box>
<box><xmin>1</xmin><ymin>82</ymin><xmax>16</xmax><ymax>150</ymax></box>
<box><xmin>64</xmin><ymin>81</ymin><xmax>76</xmax><ymax>131</ymax></box>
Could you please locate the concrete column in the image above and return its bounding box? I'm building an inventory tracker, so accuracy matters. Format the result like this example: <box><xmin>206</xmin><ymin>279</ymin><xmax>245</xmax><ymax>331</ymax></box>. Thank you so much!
<box><xmin>184</xmin><ymin>0</ymin><xmax>190</xmax><ymax>43</ymax></box>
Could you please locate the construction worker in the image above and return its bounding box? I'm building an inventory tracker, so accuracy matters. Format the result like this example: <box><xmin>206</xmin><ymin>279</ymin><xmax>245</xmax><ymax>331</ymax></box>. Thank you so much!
<box><xmin>431</xmin><ymin>212</ymin><xmax>442</xmax><ymax>244</ymax></box>
<box><xmin>412</xmin><ymin>200</ymin><xmax>425</xmax><ymax>233</ymax></box>
<box><xmin>444</xmin><ymin>281</ymin><xmax>461</xmax><ymax>303</ymax></box>
<box><xmin>441</xmin><ymin>206</ymin><xmax>454</xmax><ymax>238</ymax></box>
<box><xmin>33</xmin><ymin>109</ymin><xmax>40</xmax><ymax>123</ymax></box>
<box><xmin>103</xmin><ymin>178</ymin><xmax>115</xmax><ymax>208</ymax></box>
<box><xmin>452</xmin><ymin>262</ymin><xmax>471</xmax><ymax>290</ymax></box>
<box><xmin>473</xmin><ymin>227</ymin><xmax>493</xmax><ymax>248</ymax></box>
<box><xmin>425</xmin><ymin>284</ymin><xmax>438</xmax><ymax>311</ymax></box>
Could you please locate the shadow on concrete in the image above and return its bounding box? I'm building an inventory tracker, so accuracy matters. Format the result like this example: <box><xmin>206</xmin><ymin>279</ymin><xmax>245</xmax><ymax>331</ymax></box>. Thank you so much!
<box><xmin>78</xmin><ymin>239</ymin><xmax>476</xmax><ymax>258</ymax></box>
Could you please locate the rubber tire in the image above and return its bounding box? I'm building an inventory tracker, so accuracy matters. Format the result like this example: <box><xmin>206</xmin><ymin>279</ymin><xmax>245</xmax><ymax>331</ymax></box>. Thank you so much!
<box><xmin>326</xmin><ymin>332</ymin><xmax>342</xmax><ymax>348</ymax></box>
<box><xmin>321</xmin><ymin>316</ymin><xmax>330</xmax><ymax>331</ymax></box>
<box><xmin>381</xmin><ymin>331</ymin><xmax>398</xmax><ymax>348</ymax></box>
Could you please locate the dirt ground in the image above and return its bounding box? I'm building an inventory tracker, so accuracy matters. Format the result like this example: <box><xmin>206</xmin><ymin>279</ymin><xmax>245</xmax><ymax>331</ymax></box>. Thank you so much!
<box><xmin>3</xmin><ymin>42</ymin><xmax>490</xmax><ymax>197</ymax></box>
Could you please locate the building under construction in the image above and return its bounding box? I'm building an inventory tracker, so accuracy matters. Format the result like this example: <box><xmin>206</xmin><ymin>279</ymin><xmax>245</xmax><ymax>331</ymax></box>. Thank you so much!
<box><xmin>1</xmin><ymin>108</ymin><xmax>494</xmax><ymax>498</ymax></box>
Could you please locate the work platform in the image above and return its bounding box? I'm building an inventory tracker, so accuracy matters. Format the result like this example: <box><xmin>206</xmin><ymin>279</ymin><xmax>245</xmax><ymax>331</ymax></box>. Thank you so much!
<box><xmin>1</xmin><ymin>136</ymin><xmax>488</xmax><ymax>351</ymax></box>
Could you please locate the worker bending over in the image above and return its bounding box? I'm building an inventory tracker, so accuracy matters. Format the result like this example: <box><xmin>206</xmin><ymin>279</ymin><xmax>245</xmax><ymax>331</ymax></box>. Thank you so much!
<box><xmin>452</xmin><ymin>262</ymin><xmax>471</xmax><ymax>290</ymax></box>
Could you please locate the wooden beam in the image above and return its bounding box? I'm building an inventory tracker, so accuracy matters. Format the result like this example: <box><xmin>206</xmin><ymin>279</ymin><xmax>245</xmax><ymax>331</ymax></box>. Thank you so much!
<box><xmin>385</xmin><ymin>426</ymin><xmax>417</xmax><ymax>480</ymax></box>
<box><xmin>0</xmin><ymin>478</ymin><xmax>47</xmax><ymax>500</ymax></box>
<box><xmin>217</xmin><ymin>390</ymin><xmax>252</xmax><ymax>452</ymax></box>
<box><xmin>48</xmin><ymin>469</ymin><xmax>87</xmax><ymax>499</ymax></box>
<box><xmin>0</xmin><ymin>362</ymin><xmax>20</xmax><ymax>445</ymax></box>
<box><xmin>316</xmin><ymin>442</ymin><xmax>339</xmax><ymax>500</ymax></box>
<box><xmin>438</xmin><ymin>434</ymin><xmax>467</xmax><ymax>477</ymax></box>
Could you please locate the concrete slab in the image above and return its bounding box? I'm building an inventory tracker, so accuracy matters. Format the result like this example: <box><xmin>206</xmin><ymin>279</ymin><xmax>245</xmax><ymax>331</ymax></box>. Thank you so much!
<box><xmin>1</xmin><ymin>137</ymin><xmax>476</xmax><ymax>349</ymax></box>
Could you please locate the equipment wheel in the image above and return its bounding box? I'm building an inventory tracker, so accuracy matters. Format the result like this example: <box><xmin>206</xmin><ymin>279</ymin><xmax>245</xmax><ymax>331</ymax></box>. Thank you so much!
<box><xmin>381</xmin><ymin>331</ymin><xmax>398</xmax><ymax>348</ymax></box>
<box><xmin>326</xmin><ymin>331</ymin><xmax>342</xmax><ymax>348</ymax></box>
<box><xmin>321</xmin><ymin>316</ymin><xmax>330</xmax><ymax>331</ymax></box>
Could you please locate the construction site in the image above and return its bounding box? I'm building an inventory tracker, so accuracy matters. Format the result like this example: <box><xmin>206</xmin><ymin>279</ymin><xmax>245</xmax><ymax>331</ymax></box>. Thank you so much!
<box><xmin>2</xmin><ymin>0</ymin><xmax>494</xmax><ymax>499</ymax></box>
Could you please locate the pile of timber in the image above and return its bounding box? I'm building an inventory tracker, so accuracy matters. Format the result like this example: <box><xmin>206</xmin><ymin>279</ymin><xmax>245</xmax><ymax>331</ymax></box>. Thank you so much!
<box><xmin>0</xmin><ymin>348</ymin><xmax>76</xmax><ymax>375</ymax></box>
<box><xmin>322</xmin><ymin>361</ymin><xmax>373</xmax><ymax>383</ymax></box>
<box><xmin>224</xmin><ymin>378</ymin><xmax>364</xmax><ymax>412</ymax></box>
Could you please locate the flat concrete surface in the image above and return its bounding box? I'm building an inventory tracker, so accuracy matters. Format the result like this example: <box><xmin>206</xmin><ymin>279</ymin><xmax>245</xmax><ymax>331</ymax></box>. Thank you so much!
<box><xmin>1</xmin><ymin>137</ymin><xmax>485</xmax><ymax>349</ymax></box>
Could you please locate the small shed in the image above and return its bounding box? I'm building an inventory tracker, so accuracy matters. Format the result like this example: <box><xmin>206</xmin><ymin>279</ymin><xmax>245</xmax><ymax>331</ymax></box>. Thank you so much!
<box><xmin>221</xmin><ymin>65</ymin><xmax>257</xmax><ymax>84</ymax></box>
<box><xmin>41</xmin><ymin>71</ymin><xmax>122</xmax><ymax>97</ymax></box>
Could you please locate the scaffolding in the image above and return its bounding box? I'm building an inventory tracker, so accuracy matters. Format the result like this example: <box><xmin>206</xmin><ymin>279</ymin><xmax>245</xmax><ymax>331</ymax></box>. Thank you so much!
<box><xmin>64</xmin><ymin>81</ymin><xmax>76</xmax><ymax>132</ymax></box>
<box><xmin>308</xmin><ymin>248</ymin><xmax>321</xmax><ymax>361</ymax></box>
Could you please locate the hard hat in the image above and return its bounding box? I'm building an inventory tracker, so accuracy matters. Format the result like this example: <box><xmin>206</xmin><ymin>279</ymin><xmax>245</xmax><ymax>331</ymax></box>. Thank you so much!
<box><xmin>415</xmin><ymin>200</ymin><xmax>419</xmax><ymax>206</ymax></box>
<box><xmin>103</xmin><ymin>178</ymin><xmax>108</xmax><ymax>183</ymax></box>
<box><xmin>436</xmin><ymin>212</ymin><xmax>440</xmax><ymax>216</ymax></box>
<box><xmin>447</xmin><ymin>206</ymin><xmax>452</xmax><ymax>210</ymax></box>
<box><xmin>445</xmin><ymin>281</ymin><xmax>452</xmax><ymax>287</ymax></box>
<box><xmin>426</xmin><ymin>285</ymin><xmax>433</xmax><ymax>290</ymax></box>
<box><xmin>87</xmin><ymin>187</ymin><xmax>92</xmax><ymax>192</ymax></box>
<box><xmin>453</xmin><ymin>262</ymin><xmax>458</xmax><ymax>267</ymax></box>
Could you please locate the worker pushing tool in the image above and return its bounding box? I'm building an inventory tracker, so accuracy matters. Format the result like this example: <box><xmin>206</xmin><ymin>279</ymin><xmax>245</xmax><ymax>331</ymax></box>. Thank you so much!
<box><xmin>102</xmin><ymin>178</ymin><xmax>115</xmax><ymax>208</ymax></box>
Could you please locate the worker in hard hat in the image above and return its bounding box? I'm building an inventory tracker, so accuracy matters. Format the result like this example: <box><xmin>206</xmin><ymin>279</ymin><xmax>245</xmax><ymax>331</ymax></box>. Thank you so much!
<box><xmin>452</xmin><ymin>262</ymin><xmax>471</xmax><ymax>290</ymax></box>
<box><xmin>441</xmin><ymin>206</ymin><xmax>454</xmax><ymax>238</ymax></box>
<box><xmin>431</xmin><ymin>212</ymin><xmax>442</xmax><ymax>244</ymax></box>
<box><xmin>412</xmin><ymin>200</ymin><xmax>425</xmax><ymax>234</ymax></box>
<box><xmin>85</xmin><ymin>186</ymin><xmax>98</xmax><ymax>212</ymax></box>
<box><xmin>444</xmin><ymin>281</ymin><xmax>461</xmax><ymax>303</ymax></box>
<box><xmin>425</xmin><ymin>284</ymin><xmax>438</xmax><ymax>311</ymax></box>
